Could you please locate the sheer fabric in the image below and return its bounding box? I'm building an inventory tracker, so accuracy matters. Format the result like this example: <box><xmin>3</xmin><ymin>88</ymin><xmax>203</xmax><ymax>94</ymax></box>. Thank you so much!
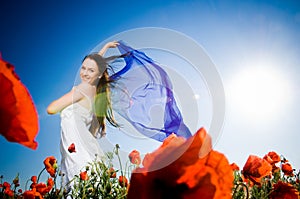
<box><xmin>108</xmin><ymin>41</ymin><xmax>192</xmax><ymax>142</ymax></box>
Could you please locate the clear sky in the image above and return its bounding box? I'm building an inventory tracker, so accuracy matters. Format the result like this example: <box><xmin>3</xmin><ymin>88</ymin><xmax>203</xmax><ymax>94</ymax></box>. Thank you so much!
<box><xmin>1</xmin><ymin>0</ymin><xmax>300</xmax><ymax>187</ymax></box>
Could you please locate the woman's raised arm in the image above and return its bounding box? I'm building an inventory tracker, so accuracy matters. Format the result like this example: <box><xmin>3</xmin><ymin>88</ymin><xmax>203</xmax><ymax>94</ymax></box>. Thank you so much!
<box><xmin>98</xmin><ymin>41</ymin><xmax>119</xmax><ymax>56</ymax></box>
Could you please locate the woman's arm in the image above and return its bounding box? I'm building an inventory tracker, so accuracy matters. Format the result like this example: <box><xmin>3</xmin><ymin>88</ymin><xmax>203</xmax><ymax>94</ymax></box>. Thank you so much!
<box><xmin>47</xmin><ymin>87</ymin><xmax>84</xmax><ymax>114</ymax></box>
<box><xmin>47</xmin><ymin>82</ymin><xmax>94</xmax><ymax>114</ymax></box>
<box><xmin>98</xmin><ymin>41</ymin><xmax>119</xmax><ymax>56</ymax></box>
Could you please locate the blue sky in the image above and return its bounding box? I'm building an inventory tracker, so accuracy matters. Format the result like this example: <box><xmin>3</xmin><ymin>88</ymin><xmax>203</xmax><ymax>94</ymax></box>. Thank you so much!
<box><xmin>1</xmin><ymin>0</ymin><xmax>300</xmax><ymax>187</ymax></box>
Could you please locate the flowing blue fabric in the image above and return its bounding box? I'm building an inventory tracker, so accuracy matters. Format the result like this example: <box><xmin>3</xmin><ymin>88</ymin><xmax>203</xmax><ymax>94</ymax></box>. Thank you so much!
<box><xmin>109</xmin><ymin>41</ymin><xmax>192</xmax><ymax>142</ymax></box>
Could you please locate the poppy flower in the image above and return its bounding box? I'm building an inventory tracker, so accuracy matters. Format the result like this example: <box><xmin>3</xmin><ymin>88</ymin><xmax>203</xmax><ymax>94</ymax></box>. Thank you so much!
<box><xmin>35</xmin><ymin>183</ymin><xmax>48</xmax><ymax>195</ymax></box>
<box><xmin>47</xmin><ymin>178</ymin><xmax>54</xmax><ymax>188</ymax></box>
<box><xmin>0</xmin><ymin>58</ymin><xmax>39</xmax><ymax>149</ymax></box>
<box><xmin>2</xmin><ymin>181</ymin><xmax>14</xmax><ymax>197</ymax></box>
<box><xmin>68</xmin><ymin>143</ymin><xmax>76</xmax><ymax>153</ymax></box>
<box><xmin>30</xmin><ymin>176</ymin><xmax>37</xmax><ymax>188</ymax></box>
<box><xmin>230</xmin><ymin>163</ymin><xmax>240</xmax><ymax>171</ymax></box>
<box><xmin>23</xmin><ymin>188</ymin><xmax>43</xmax><ymax>199</ymax></box>
<box><xmin>269</xmin><ymin>181</ymin><xmax>299</xmax><ymax>199</ymax></box>
<box><xmin>129</xmin><ymin>150</ymin><xmax>141</xmax><ymax>165</ymax></box>
<box><xmin>119</xmin><ymin>175</ymin><xmax>129</xmax><ymax>187</ymax></box>
<box><xmin>263</xmin><ymin>151</ymin><xmax>281</xmax><ymax>165</ymax></box>
<box><xmin>282</xmin><ymin>163</ymin><xmax>294</xmax><ymax>176</ymax></box>
<box><xmin>43</xmin><ymin>156</ymin><xmax>57</xmax><ymax>177</ymax></box>
<box><xmin>3</xmin><ymin>181</ymin><xmax>10</xmax><ymax>189</ymax></box>
<box><xmin>31</xmin><ymin>176</ymin><xmax>37</xmax><ymax>184</ymax></box>
<box><xmin>242</xmin><ymin>155</ymin><xmax>272</xmax><ymax>184</ymax></box>
<box><xmin>80</xmin><ymin>171</ymin><xmax>89</xmax><ymax>181</ymax></box>
<box><xmin>127</xmin><ymin>127</ymin><xmax>234</xmax><ymax>199</ymax></box>
<box><xmin>108</xmin><ymin>167</ymin><xmax>117</xmax><ymax>178</ymax></box>
<box><xmin>4</xmin><ymin>188</ymin><xmax>14</xmax><ymax>197</ymax></box>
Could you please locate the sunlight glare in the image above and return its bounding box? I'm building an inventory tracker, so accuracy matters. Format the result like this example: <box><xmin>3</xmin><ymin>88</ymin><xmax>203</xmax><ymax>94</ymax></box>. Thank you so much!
<box><xmin>227</xmin><ymin>67</ymin><xmax>291</xmax><ymax>121</ymax></box>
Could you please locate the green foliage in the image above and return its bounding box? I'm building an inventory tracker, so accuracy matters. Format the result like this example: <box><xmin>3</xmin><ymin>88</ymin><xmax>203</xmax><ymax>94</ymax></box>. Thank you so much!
<box><xmin>66</xmin><ymin>152</ymin><xmax>128</xmax><ymax>199</ymax></box>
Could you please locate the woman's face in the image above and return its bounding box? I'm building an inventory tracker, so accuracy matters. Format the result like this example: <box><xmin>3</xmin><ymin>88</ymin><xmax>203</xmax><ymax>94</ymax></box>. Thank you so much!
<box><xmin>80</xmin><ymin>58</ymin><xmax>100</xmax><ymax>85</ymax></box>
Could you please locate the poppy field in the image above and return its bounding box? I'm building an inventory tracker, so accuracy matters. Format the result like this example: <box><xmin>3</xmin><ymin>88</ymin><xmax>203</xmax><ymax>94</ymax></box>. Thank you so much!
<box><xmin>0</xmin><ymin>58</ymin><xmax>299</xmax><ymax>198</ymax></box>
<box><xmin>1</xmin><ymin>128</ymin><xmax>299</xmax><ymax>198</ymax></box>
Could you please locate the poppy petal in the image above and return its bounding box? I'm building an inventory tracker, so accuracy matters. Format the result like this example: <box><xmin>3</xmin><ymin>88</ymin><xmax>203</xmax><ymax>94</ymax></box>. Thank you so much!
<box><xmin>0</xmin><ymin>58</ymin><xmax>39</xmax><ymax>149</ymax></box>
<box><xmin>128</xmin><ymin>128</ymin><xmax>233</xmax><ymax>199</ymax></box>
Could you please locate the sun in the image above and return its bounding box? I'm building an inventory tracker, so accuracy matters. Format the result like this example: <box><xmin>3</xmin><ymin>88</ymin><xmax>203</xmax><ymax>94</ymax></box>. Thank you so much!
<box><xmin>227</xmin><ymin>67</ymin><xmax>291</xmax><ymax>121</ymax></box>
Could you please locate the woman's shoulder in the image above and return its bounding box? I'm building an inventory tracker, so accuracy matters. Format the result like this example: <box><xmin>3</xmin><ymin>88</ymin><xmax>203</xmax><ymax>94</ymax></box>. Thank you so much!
<box><xmin>75</xmin><ymin>82</ymin><xmax>96</xmax><ymax>97</ymax></box>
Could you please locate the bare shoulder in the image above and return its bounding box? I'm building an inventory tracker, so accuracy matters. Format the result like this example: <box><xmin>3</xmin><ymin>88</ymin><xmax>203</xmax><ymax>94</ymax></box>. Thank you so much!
<box><xmin>76</xmin><ymin>82</ymin><xmax>96</xmax><ymax>96</ymax></box>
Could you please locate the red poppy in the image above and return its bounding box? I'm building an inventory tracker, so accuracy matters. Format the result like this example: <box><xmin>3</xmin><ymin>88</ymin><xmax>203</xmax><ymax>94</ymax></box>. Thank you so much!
<box><xmin>30</xmin><ymin>176</ymin><xmax>37</xmax><ymax>188</ymax></box>
<box><xmin>31</xmin><ymin>176</ymin><xmax>37</xmax><ymax>184</ymax></box>
<box><xmin>230</xmin><ymin>163</ymin><xmax>240</xmax><ymax>171</ymax></box>
<box><xmin>108</xmin><ymin>167</ymin><xmax>117</xmax><ymax>178</ymax></box>
<box><xmin>3</xmin><ymin>182</ymin><xmax>10</xmax><ymax>188</ymax></box>
<box><xmin>129</xmin><ymin>150</ymin><xmax>141</xmax><ymax>165</ymax></box>
<box><xmin>263</xmin><ymin>151</ymin><xmax>281</xmax><ymax>165</ymax></box>
<box><xmin>282</xmin><ymin>163</ymin><xmax>294</xmax><ymax>176</ymax></box>
<box><xmin>35</xmin><ymin>182</ymin><xmax>48</xmax><ymax>195</ymax></box>
<box><xmin>68</xmin><ymin>143</ymin><xmax>76</xmax><ymax>153</ymax></box>
<box><xmin>0</xmin><ymin>58</ymin><xmax>39</xmax><ymax>149</ymax></box>
<box><xmin>43</xmin><ymin>156</ymin><xmax>57</xmax><ymax>177</ymax></box>
<box><xmin>23</xmin><ymin>188</ymin><xmax>43</xmax><ymax>199</ymax></box>
<box><xmin>2</xmin><ymin>182</ymin><xmax>13</xmax><ymax>197</ymax></box>
<box><xmin>119</xmin><ymin>175</ymin><xmax>129</xmax><ymax>187</ymax></box>
<box><xmin>242</xmin><ymin>155</ymin><xmax>272</xmax><ymax>184</ymax></box>
<box><xmin>35</xmin><ymin>178</ymin><xmax>53</xmax><ymax>196</ymax></box>
<box><xmin>269</xmin><ymin>181</ymin><xmax>299</xmax><ymax>199</ymax></box>
<box><xmin>127</xmin><ymin>127</ymin><xmax>234</xmax><ymax>199</ymax></box>
<box><xmin>80</xmin><ymin>171</ymin><xmax>89</xmax><ymax>181</ymax></box>
<box><xmin>47</xmin><ymin>178</ymin><xmax>54</xmax><ymax>188</ymax></box>
<box><xmin>4</xmin><ymin>188</ymin><xmax>14</xmax><ymax>197</ymax></box>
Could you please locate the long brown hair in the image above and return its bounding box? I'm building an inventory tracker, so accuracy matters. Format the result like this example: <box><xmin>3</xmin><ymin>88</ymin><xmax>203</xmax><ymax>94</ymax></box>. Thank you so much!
<box><xmin>83</xmin><ymin>53</ymin><xmax>120</xmax><ymax>136</ymax></box>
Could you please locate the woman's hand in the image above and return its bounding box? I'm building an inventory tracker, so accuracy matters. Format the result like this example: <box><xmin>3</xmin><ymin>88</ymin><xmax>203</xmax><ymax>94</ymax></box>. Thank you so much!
<box><xmin>98</xmin><ymin>41</ymin><xmax>119</xmax><ymax>56</ymax></box>
<box><xmin>105</xmin><ymin>41</ymin><xmax>119</xmax><ymax>48</ymax></box>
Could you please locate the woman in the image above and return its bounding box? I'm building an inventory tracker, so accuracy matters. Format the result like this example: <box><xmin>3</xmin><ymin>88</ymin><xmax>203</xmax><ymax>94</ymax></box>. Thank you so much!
<box><xmin>47</xmin><ymin>41</ymin><xmax>120</xmax><ymax>185</ymax></box>
<box><xmin>47</xmin><ymin>40</ymin><xmax>192</xmax><ymax>185</ymax></box>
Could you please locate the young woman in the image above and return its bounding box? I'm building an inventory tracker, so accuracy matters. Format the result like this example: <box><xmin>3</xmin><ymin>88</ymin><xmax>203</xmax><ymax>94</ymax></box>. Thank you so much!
<box><xmin>47</xmin><ymin>40</ymin><xmax>192</xmax><ymax>186</ymax></box>
<box><xmin>47</xmin><ymin>41</ymin><xmax>120</xmax><ymax>185</ymax></box>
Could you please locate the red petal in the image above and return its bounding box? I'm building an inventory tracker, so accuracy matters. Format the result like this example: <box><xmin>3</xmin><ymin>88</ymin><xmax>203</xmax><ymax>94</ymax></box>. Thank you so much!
<box><xmin>0</xmin><ymin>58</ymin><xmax>39</xmax><ymax>149</ymax></box>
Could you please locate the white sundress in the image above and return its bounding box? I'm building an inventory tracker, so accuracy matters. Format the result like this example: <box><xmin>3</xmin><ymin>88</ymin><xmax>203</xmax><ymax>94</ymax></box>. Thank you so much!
<box><xmin>59</xmin><ymin>87</ymin><xmax>104</xmax><ymax>185</ymax></box>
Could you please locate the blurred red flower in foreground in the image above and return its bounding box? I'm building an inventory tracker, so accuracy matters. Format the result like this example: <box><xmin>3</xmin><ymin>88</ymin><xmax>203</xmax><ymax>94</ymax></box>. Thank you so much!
<box><xmin>242</xmin><ymin>155</ymin><xmax>272</xmax><ymax>184</ymax></box>
<box><xmin>0</xmin><ymin>57</ymin><xmax>39</xmax><ymax>149</ymax></box>
<box><xmin>68</xmin><ymin>143</ymin><xmax>76</xmax><ymax>153</ymax></box>
<box><xmin>129</xmin><ymin>150</ymin><xmax>141</xmax><ymax>165</ymax></box>
<box><xmin>269</xmin><ymin>181</ymin><xmax>299</xmax><ymax>199</ymax></box>
<box><xmin>127</xmin><ymin>128</ymin><xmax>234</xmax><ymax>199</ymax></box>
<box><xmin>43</xmin><ymin>156</ymin><xmax>57</xmax><ymax>177</ymax></box>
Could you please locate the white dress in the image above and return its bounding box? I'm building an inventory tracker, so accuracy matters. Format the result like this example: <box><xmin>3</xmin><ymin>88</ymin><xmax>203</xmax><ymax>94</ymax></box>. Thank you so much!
<box><xmin>60</xmin><ymin>87</ymin><xmax>104</xmax><ymax>185</ymax></box>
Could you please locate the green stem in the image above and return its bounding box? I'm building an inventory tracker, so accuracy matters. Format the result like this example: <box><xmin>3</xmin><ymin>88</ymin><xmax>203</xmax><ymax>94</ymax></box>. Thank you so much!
<box><xmin>37</xmin><ymin>167</ymin><xmax>46</xmax><ymax>183</ymax></box>
<box><xmin>115</xmin><ymin>145</ymin><xmax>124</xmax><ymax>177</ymax></box>
<box><xmin>233</xmin><ymin>182</ymin><xmax>249</xmax><ymax>199</ymax></box>
<box><xmin>24</xmin><ymin>179</ymin><xmax>30</xmax><ymax>190</ymax></box>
